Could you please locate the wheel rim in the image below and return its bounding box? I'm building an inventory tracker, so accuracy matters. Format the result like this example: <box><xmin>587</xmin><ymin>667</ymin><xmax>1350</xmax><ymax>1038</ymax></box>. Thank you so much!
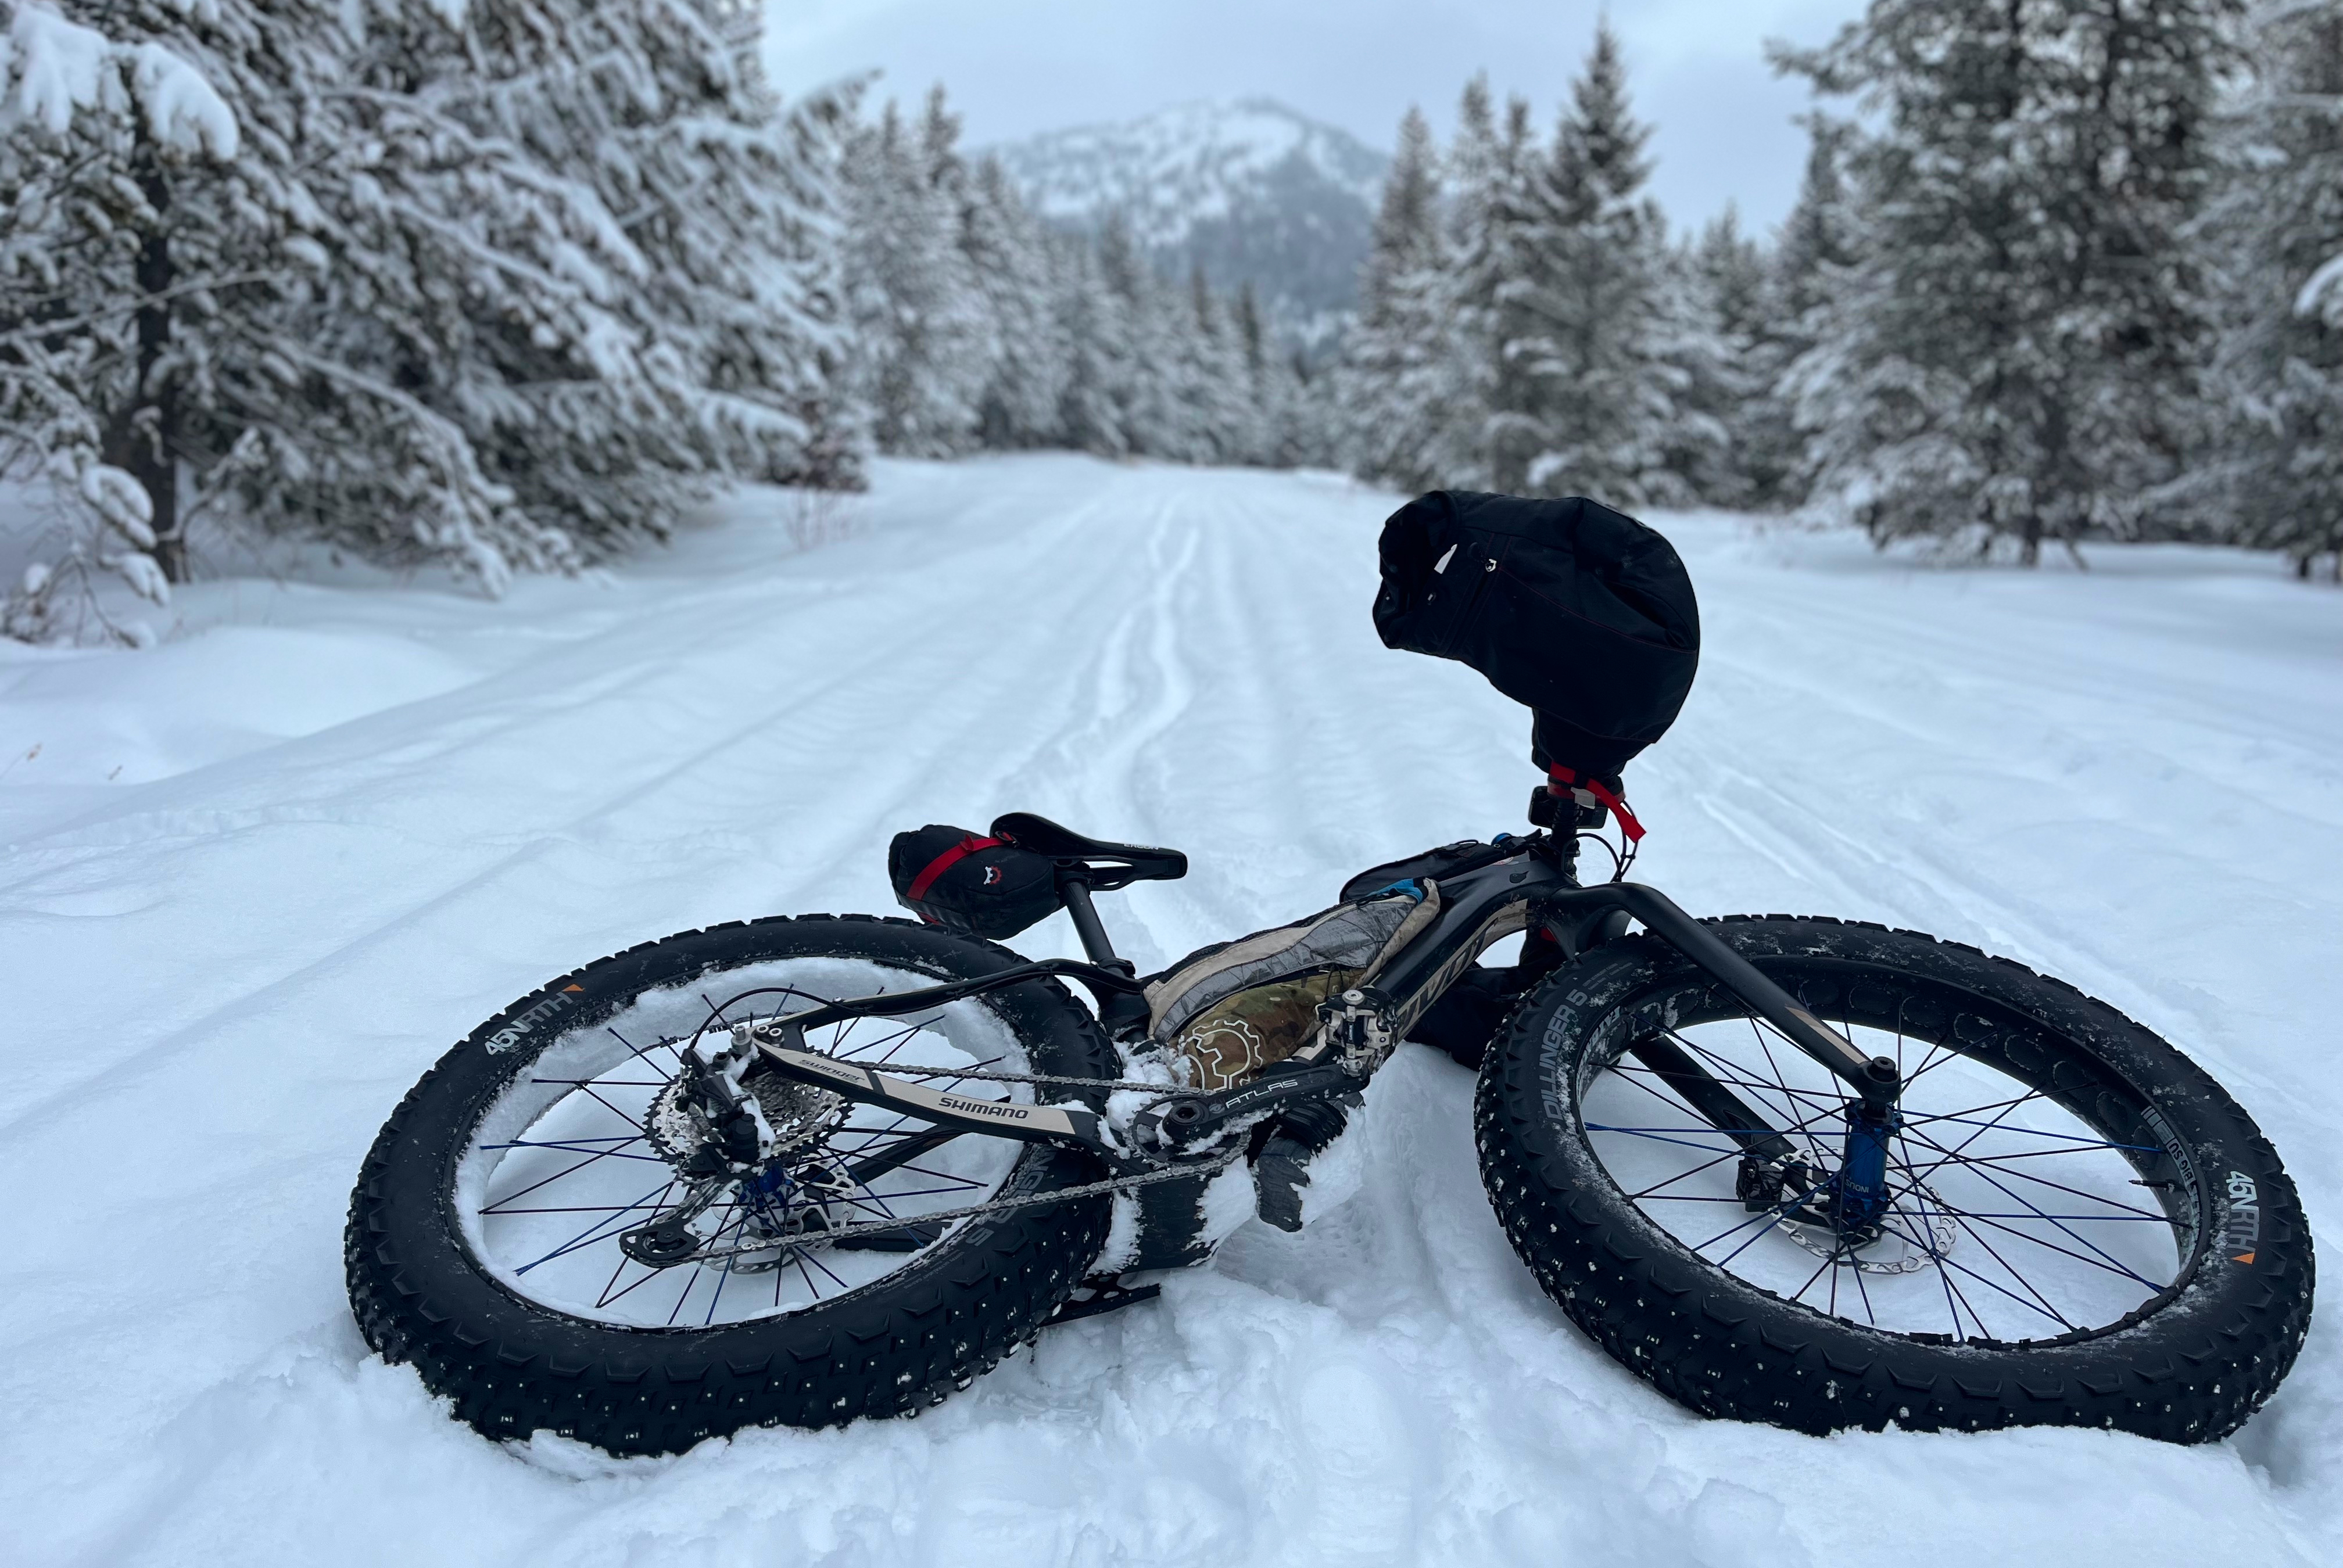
<box><xmin>453</xmin><ymin>956</ymin><xmax>1051</xmax><ymax>1329</ymax></box>
<box><xmin>1576</xmin><ymin>971</ymin><xmax>2197</xmax><ymax>1343</ymax></box>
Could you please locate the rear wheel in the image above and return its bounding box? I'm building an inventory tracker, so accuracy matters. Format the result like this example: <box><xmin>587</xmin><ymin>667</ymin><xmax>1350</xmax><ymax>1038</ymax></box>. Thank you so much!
<box><xmin>1476</xmin><ymin>917</ymin><xmax>2313</xmax><ymax>1441</ymax></box>
<box><xmin>346</xmin><ymin>915</ymin><xmax>1115</xmax><ymax>1455</ymax></box>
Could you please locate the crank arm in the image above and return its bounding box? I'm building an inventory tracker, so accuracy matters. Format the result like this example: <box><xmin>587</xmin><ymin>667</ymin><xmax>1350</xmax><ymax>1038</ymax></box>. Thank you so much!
<box><xmin>1130</xmin><ymin>1060</ymin><xmax>1362</xmax><ymax>1152</ymax></box>
<box><xmin>750</xmin><ymin>1025</ymin><xmax>1113</xmax><ymax>1156</ymax></box>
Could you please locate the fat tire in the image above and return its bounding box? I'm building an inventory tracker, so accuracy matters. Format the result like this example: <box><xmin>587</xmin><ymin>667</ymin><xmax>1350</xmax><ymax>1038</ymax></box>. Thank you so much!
<box><xmin>346</xmin><ymin>914</ymin><xmax>1115</xmax><ymax>1455</ymax></box>
<box><xmin>1475</xmin><ymin>916</ymin><xmax>2314</xmax><ymax>1442</ymax></box>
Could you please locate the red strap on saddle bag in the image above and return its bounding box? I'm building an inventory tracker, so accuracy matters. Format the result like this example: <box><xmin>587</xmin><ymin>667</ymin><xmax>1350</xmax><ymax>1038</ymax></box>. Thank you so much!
<box><xmin>906</xmin><ymin>835</ymin><xmax>1002</xmax><ymax>903</ymax></box>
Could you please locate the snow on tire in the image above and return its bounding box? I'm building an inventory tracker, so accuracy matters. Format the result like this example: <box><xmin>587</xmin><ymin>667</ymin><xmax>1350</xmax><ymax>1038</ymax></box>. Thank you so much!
<box><xmin>345</xmin><ymin>915</ymin><xmax>1114</xmax><ymax>1455</ymax></box>
<box><xmin>1475</xmin><ymin>916</ymin><xmax>2313</xmax><ymax>1442</ymax></box>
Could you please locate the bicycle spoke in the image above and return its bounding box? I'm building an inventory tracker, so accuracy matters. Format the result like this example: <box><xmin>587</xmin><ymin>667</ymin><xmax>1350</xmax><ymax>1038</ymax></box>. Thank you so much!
<box><xmin>482</xmin><ymin>1139</ymin><xmax>659</xmax><ymax>1212</ymax></box>
<box><xmin>1613</xmin><ymin>1095</ymin><xmax>1851</xmax><ymax>1200</ymax></box>
<box><xmin>1897</xmin><ymin>1124</ymin><xmax>2169</xmax><ymax>1219</ymax></box>
<box><xmin>1577</xmin><ymin>968</ymin><xmax>2194</xmax><ymax>1350</ymax></box>
<box><xmin>516</xmin><ymin>1176</ymin><xmax>676</xmax><ymax>1275</ymax></box>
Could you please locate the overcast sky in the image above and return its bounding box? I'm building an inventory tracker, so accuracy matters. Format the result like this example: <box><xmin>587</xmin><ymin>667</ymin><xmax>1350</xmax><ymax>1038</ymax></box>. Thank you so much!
<box><xmin>764</xmin><ymin>0</ymin><xmax>1866</xmax><ymax>234</ymax></box>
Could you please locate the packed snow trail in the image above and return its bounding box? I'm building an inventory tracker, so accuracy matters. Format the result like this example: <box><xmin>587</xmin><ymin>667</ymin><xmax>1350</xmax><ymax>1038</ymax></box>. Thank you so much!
<box><xmin>0</xmin><ymin>455</ymin><xmax>2335</xmax><ymax>1566</ymax></box>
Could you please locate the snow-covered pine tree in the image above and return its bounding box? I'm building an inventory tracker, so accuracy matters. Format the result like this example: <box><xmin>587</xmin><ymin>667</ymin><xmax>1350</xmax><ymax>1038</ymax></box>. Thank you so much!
<box><xmin>1778</xmin><ymin>0</ymin><xmax>2238</xmax><ymax>564</ymax></box>
<box><xmin>1054</xmin><ymin>229</ymin><xmax>1133</xmax><ymax>457</ymax></box>
<box><xmin>1179</xmin><ymin>263</ymin><xmax>1256</xmax><ymax>462</ymax></box>
<box><xmin>1504</xmin><ymin>24</ymin><xmax>1707</xmax><ymax>507</ymax></box>
<box><xmin>1339</xmin><ymin>105</ymin><xmax>1450</xmax><ymax>491</ymax></box>
<box><xmin>1414</xmin><ymin>76</ymin><xmax>1515</xmax><ymax>490</ymax></box>
<box><xmin>2</xmin><ymin>0</ymin><xmax>287</xmax><ymax>638</ymax></box>
<box><xmin>1476</xmin><ymin>94</ymin><xmax>1546</xmax><ymax>493</ymax></box>
<box><xmin>5</xmin><ymin>0</ymin><xmax>862</xmax><ymax>641</ymax></box>
<box><xmin>1674</xmin><ymin>206</ymin><xmax>1766</xmax><ymax>507</ymax></box>
<box><xmin>264</xmin><ymin>0</ymin><xmax>861</xmax><ymax>576</ymax></box>
<box><xmin>1746</xmin><ymin>120</ymin><xmax>1858</xmax><ymax>507</ymax></box>
<box><xmin>2202</xmin><ymin>0</ymin><xmax>2343</xmax><ymax>579</ymax></box>
<box><xmin>1234</xmin><ymin>281</ymin><xmax>1294</xmax><ymax>465</ymax></box>
<box><xmin>963</xmin><ymin>153</ymin><xmax>1068</xmax><ymax>448</ymax></box>
<box><xmin>1095</xmin><ymin>213</ymin><xmax>1198</xmax><ymax>461</ymax></box>
<box><xmin>841</xmin><ymin>90</ymin><xmax>988</xmax><ymax>455</ymax></box>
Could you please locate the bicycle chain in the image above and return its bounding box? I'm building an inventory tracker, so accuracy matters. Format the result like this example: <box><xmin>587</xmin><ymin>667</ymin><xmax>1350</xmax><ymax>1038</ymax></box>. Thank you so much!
<box><xmin>650</xmin><ymin>1040</ymin><xmax>1237</xmax><ymax>1268</ymax></box>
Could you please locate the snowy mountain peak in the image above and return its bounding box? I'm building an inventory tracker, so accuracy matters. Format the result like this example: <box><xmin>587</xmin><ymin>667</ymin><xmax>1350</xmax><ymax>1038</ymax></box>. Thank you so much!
<box><xmin>986</xmin><ymin>99</ymin><xmax>1388</xmax><ymax>350</ymax></box>
<box><xmin>988</xmin><ymin>98</ymin><xmax>1387</xmax><ymax>249</ymax></box>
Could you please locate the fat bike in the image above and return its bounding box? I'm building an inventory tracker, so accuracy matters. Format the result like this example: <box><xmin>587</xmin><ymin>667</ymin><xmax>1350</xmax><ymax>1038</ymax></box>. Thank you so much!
<box><xmin>346</xmin><ymin>799</ymin><xmax>2312</xmax><ymax>1455</ymax></box>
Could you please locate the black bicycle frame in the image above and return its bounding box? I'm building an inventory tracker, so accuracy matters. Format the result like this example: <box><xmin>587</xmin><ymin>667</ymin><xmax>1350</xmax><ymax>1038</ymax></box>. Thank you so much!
<box><xmin>746</xmin><ymin>837</ymin><xmax>1901</xmax><ymax>1167</ymax></box>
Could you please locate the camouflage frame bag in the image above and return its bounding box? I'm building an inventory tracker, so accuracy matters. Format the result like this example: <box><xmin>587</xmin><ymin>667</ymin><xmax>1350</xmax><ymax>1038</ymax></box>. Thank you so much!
<box><xmin>1146</xmin><ymin>888</ymin><xmax>1441</xmax><ymax>1090</ymax></box>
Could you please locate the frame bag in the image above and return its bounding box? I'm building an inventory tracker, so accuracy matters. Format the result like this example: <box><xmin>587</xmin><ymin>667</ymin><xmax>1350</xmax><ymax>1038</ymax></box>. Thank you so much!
<box><xmin>1372</xmin><ymin>491</ymin><xmax>1700</xmax><ymax>778</ymax></box>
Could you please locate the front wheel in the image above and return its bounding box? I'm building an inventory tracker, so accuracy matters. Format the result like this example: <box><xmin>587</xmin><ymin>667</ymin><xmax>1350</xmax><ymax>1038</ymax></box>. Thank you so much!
<box><xmin>346</xmin><ymin>914</ymin><xmax>1116</xmax><ymax>1455</ymax></box>
<box><xmin>1476</xmin><ymin>916</ymin><xmax>2313</xmax><ymax>1441</ymax></box>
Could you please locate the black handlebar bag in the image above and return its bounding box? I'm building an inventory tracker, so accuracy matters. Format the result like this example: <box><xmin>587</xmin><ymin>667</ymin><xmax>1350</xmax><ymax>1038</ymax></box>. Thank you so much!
<box><xmin>1372</xmin><ymin>491</ymin><xmax>1700</xmax><ymax>779</ymax></box>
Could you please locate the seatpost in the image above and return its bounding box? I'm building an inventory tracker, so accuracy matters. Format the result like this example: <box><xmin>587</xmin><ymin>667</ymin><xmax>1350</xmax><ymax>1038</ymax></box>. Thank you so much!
<box><xmin>1056</xmin><ymin>873</ymin><xmax>1121</xmax><ymax>966</ymax></box>
<box><xmin>1056</xmin><ymin>871</ymin><xmax>1153</xmax><ymax>1036</ymax></box>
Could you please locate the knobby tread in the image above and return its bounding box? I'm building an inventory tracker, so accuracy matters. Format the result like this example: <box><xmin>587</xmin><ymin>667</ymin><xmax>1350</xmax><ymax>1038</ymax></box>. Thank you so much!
<box><xmin>1474</xmin><ymin>916</ymin><xmax>2314</xmax><ymax>1443</ymax></box>
<box><xmin>346</xmin><ymin>914</ymin><xmax>1114</xmax><ymax>1455</ymax></box>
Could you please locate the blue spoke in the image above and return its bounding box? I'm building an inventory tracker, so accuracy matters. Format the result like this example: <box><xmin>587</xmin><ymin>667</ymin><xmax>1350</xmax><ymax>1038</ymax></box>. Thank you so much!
<box><xmin>1901</xmin><ymin>1124</ymin><xmax>2170</xmax><ymax>1279</ymax></box>
<box><xmin>1890</xmin><ymin>1176</ymin><xmax>2074</xmax><ymax>1330</ymax></box>
<box><xmin>1906</xmin><ymin>1113</ymin><xmax>2156</xmax><ymax>1150</ymax></box>
<box><xmin>700</xmin><ymin>1205</ymin><xmax>754</xmax><ymax>1326</ymax></box>
<box><xmin>1911</xmin><ymin>1211</ymin><xmax>2168</xmax><ymax>1222</ymax></box>
<box><xmin>1713</xmin><ymin>1201</ymin><xmax>1807</xmax><ymax>1268</ymax></box>
<box><xmin>1586</xmin><ymin>1124</ymin><xmax>1744</xmax><ymax>1158</ymax></box>
<box><xmin>1891</xmin><ymin>1127</ymin><xmax>1977</xmax><ymax>1337</ymax></box>
<box><xmin>1893</xmin><ymin>1140</ymin><xmax>2168</xmax><ymax>1219</ymax></box>
<box><xmin>516</xmin><ymin>1177</ymin><xmax>676</xmax><ymax>1275</ymax></box>
<box><xmin>489</xmin><ymin>1141</ymin><xmax>666</xmax><ymax>1163</ymax></box>
<box><xmin>1932</xmin><ymin>1199</ymin><xmax>2163</xmax><ymax>1290</ymax></box>
<box><xmin>481</xmin><ymin>1137</ymin><xmax>657</xmax><ymax>1212</ymax></box>
<box><xmin>1882</xmin><ymin>1205</ymin><xmax>2084</xmax><ymax>1331</ymax></box>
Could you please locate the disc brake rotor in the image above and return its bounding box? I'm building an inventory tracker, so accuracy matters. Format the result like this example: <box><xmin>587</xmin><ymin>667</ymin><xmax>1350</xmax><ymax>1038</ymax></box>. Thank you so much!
<box><xmin>1780</xmin><ymin>1179</ymin><xmax>1959</xmax><ymax>1275</ymax></box>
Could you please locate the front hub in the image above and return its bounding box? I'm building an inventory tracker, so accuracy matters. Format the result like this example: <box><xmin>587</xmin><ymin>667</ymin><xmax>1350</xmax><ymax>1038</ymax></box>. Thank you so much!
<box><xmin>1831</xmin><ymin>1093</ymin><xmax>1901</xmax><ymax>1243</ymax></box>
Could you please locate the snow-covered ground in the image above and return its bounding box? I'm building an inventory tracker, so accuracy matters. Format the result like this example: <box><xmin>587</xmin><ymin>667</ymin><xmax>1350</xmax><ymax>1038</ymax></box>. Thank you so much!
<box><xmin>2</xmin><ymin>454</ymin><xmax>2335</xmax><ymax>1566</ymax></box>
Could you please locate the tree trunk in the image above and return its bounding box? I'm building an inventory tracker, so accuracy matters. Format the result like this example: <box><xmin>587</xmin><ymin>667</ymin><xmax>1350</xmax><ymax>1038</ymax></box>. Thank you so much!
<box><xmin>101</xmin><ymin>150</ymin><xmax>182</xmax><ymax>583</ymax></box>
<box><xmin>2019</xmin><ymin>511</ymin><xmax>2042</xmax><ymax>568</ymax></box>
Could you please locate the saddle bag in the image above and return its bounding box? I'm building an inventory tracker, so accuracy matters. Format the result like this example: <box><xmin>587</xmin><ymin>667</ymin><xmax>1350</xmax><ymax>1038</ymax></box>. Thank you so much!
<box><xmin>1372</xmin><ymin>491</ymin><xmax>1700</xmax><ymax>778</ymax></box>
<box><xmin>888</xmin><ymin>824</ymin><xmax>1063</xmax><ymax>940</ymax></box>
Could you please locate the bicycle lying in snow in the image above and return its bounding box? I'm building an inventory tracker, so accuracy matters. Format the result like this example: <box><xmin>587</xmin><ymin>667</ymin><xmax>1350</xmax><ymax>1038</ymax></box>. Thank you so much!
<box><xmin>346</xmin><ymin>493</ymin><xmax>2312</xmax><ymax>1456</ymax></box>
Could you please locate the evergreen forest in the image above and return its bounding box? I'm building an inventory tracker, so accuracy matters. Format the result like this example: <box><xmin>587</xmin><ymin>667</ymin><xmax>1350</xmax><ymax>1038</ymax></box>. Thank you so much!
<box><xmin>5</xmin><ymin>0</ymin><xmax>2341</xmax><ymax>643</ymax></box>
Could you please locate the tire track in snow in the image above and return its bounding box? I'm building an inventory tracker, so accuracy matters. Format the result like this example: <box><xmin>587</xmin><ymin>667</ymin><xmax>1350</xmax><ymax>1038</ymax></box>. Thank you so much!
<box><xmin>2</xmin><ymin>461</ymin><xmax>2334</xmax><ymax>1567</ymax></box>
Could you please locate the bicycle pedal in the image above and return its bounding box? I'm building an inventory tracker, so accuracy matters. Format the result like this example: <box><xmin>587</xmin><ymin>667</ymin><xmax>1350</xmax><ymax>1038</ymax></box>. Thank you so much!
<box><xmin>1043</xmin><ymin>1275</ymin><xmax>1163</xmax><ymax>1326</ymax></box>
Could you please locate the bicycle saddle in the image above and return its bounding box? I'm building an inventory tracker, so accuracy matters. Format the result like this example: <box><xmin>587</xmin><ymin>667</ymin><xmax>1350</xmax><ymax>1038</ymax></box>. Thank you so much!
<box><xmin>990</xmin><ymin>812</ymin><xmax>1188</xmax><ymax>890</ymax></box>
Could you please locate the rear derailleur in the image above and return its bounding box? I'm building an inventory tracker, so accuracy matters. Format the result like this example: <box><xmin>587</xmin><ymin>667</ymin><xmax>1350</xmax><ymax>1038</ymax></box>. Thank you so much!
<box><xmin>619</xmin><ymin>1025</ymin><xmax>857</xmax><ymax>1269</ymax></box>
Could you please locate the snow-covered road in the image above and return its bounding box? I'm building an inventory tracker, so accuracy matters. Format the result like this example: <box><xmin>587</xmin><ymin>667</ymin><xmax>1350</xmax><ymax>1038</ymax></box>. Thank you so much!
<box><xmin>2</xmin><ymin>455</ymin><xmax>2335</xmax><ymax>1565</ymax></box>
